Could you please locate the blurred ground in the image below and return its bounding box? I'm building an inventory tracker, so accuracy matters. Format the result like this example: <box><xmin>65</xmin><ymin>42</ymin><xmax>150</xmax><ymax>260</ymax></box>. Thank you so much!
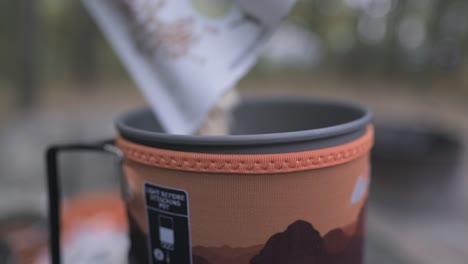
<box><xmin>0</xmin><ymin>76</ymin><xmax>467</xmax><ymax>263</ymax></box>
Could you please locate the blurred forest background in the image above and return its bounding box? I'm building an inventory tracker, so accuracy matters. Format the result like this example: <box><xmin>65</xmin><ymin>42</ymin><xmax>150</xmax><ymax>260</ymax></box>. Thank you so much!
<box><xmin>1</xmin><ymin>0</ymin><xmax>468</xmax><ymax>114</ymax></box>
<box><xmin>0</xmin><ymin>0</ymin><xmax>467</xmax><ymax>263</ymax></box>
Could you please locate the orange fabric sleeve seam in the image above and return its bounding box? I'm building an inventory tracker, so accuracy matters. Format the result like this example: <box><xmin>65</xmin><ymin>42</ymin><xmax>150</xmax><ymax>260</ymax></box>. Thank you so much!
<box><xmin>117</xmin><ymin>126</ymin><xmax>374</xmax><ymax>174</ymax></box>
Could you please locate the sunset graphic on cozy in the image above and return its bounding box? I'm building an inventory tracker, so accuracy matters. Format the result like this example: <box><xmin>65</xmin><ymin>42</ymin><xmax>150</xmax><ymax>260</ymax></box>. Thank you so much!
<box><xmin>128</xmin><ymin>204</ymin><xmax>366</xmax><ymax>264</ymax></box>
<box><xmin>189</xmin><ymin>205</ymin><xmax>366</xmax><ymax>264</ymax></box>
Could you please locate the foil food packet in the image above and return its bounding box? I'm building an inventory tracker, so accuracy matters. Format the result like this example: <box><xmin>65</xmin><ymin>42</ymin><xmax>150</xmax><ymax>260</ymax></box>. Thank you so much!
<box><xmin>82</xmin><ymin>0</ymin><xmax>296</xmax><ymax>134</ymax></box>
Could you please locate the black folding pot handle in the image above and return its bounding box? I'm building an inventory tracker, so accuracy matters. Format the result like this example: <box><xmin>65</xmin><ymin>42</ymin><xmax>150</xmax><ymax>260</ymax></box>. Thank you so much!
<box><xmin>45</xmin><ymin>140</ymin><xmax>126</xmax><ymax>264</ymax></box>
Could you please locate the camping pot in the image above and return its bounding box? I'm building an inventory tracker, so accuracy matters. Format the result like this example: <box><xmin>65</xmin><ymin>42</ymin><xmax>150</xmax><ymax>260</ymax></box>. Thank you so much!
<box><xmin>46</xmin><ymin>97</ymin><xmax>373</xmax><ymax>264</ymax></box>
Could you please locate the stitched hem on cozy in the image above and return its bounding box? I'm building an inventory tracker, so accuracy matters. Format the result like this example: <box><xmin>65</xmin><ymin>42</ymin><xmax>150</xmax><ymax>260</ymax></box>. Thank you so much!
<box><xmin>116</xmin><ymin>126</ymin><xmax>374</xmax><ymax>174</ymax></box>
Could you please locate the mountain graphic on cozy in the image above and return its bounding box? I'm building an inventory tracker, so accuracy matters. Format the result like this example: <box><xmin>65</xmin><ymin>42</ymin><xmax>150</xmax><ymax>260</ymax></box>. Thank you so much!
<box><xmin>250</xmin><ymin>220</ymin><xmax>325</xmax><ymax>264</ymax></box>
<box><xmin>193</xmin><ymin>205</ymin><xmax>366</xmax><ymax>264</ymax></box>
<box><xmin>130</xmin><ymin>205</ymin><xmax>366</xmax><ymax>264</ymax></box>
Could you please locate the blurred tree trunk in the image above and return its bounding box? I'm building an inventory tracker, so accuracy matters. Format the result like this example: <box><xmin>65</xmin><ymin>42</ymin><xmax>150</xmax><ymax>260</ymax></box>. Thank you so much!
<box><xmin>16</xmin><ymin>0</ymin><xmax>41</xmax><ymax>111</ymax></box>
<box><xmin>0</xmin><ymin>1</ymin><xmax>11</xmax><ymax>81</ymax></box>
<box><xmin>382</xmin><ymin>0</ymin><xmax>405</xmax><ymax>74</ymax></box>
<box><xmin>427</xmin><ymin>0</ymin><xmax>452</xmax><ymax>42</ymax></box>
<box><xmin>68</xmin><ymin>1</ymin><xmax>99</xmax><ymax>86</ymax></box>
